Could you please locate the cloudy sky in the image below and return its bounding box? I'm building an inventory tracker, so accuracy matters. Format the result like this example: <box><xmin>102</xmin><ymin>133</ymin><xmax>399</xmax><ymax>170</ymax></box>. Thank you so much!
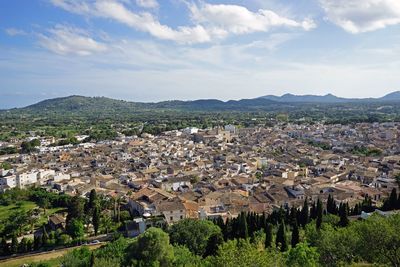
<box><xmin>1</xmin><ymin>0</ymin><xmax>400</xmax><ymax>108</ymax></box>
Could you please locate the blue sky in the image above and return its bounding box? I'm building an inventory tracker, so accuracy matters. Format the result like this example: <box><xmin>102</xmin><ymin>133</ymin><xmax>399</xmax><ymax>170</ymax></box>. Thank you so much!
<box><xmin>1</xmin><ymin>0</ymin><xmax>400</xmax><ymax>108</ymax></box>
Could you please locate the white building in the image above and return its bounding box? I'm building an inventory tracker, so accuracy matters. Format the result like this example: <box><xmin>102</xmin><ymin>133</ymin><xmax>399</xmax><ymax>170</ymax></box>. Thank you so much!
<box><xmin>17</xmin><ymin>171</ymin><xmax>39</xmax><ymax>188</ymax></box>
<box><xmin>0</xmin><ymin>175</ymin><xmax>17</xmax><ymax>189</ymax></box>
<box><xmin>54</xmin><ymin>173</ymin><xmax>71</xmax><ymax>182</ymax></box>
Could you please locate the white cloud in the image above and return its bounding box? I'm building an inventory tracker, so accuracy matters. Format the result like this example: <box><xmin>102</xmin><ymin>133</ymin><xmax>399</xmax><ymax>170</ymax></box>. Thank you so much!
<box><xmin>38</xmin><ymin>25</ymin><xmax>107</xmax><ymax>56</ymax></box>
<box><xmin>136</xmin><ymin>0</ymin><xmax>158</xmax><ymax>9</ymax></box>
<box><xmin>320</xmin><ymin>0</ymin><xmax>400</xmax><ymax>33</ymax></box>
<box><xmin>189</xmin><ymin>2</ymin><xmax>316</xmax><ymax>35</ymax></box>
<box><xmin>50</xmin><ymin>0</ymin><xmax>315</xmax><ymax>44</ymax></box>
<box><xmin>5</xmin><ymin>28</ymin><xmax>27</xmax><ymax>36</ymax></box>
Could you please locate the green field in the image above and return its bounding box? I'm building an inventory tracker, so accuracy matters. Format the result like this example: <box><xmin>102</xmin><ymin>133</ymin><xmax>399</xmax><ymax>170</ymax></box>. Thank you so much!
<box><xmin>0</xmin><ymin>200</ymin><xmax>66</xmax><ymax>231</ymax></box>
<box><xmin>0</xmin><ymin>201</ymin><xmax>36</xmax><ymax>221</ymax></box>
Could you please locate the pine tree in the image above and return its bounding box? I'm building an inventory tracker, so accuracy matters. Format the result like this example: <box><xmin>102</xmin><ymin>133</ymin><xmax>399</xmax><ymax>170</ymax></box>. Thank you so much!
<box><xmin>265</xmin><ymin>223</ymin><xmax>273</xmax><ymax>249</ymax></box>
<box><xmin>316</xmin><ymin>198</ymin><xmax>323</xmax><ymax>230</ymax></box>
<box><xmin>276</xmin><ymin>221</ymin><xmax>287</xmax><ymax>252</ymax></box>
<box><xmin>291</xmin><ymin>221</ymin><xmax>299</xmax><ymax>248</ymax></box>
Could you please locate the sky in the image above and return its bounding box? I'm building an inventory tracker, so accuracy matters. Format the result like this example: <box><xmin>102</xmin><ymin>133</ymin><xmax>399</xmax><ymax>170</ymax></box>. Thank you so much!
<box><xmin>1</xmin><ymin>0</ymin><xmax>400</xmax><ymax>108</ymax></box>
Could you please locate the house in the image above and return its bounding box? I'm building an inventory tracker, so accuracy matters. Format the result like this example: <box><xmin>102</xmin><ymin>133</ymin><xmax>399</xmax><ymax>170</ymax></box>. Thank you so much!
<box><xmin>156</xmin><ymin>197</ymin><xmax>199</xmax><ymax>224</ymax></box>
<box><xmin>48</xmin><ymin>214</ymin><xmax>66</xmax><ymax>230</ymax></box>
<box><xmin>125</xmin><ymin>218</ymin><xmax>146</xmax><ymax>237</ymax></box>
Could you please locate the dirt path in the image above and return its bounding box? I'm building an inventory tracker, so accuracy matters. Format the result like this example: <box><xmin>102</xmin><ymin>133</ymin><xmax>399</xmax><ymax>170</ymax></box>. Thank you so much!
<box><xmin>0</xmin><ymin>243</ymin><xmax>103</xmax><ymax>267</ymax></box>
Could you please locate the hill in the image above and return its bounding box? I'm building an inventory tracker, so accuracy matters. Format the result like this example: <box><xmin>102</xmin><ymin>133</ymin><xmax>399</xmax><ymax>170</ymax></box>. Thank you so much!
<box><xmin>259</xmin><ymin>91</ymin><xmax>400</xmax><ymax>103</ymax></box>
<box><xmin>20</xmin><ymin>95</ymin><xmax>287</xmax><ymax>114</ymax></box>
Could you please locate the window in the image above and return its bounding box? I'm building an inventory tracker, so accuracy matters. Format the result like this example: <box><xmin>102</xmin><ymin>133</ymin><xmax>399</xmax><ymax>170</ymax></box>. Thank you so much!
<box><xmin>180</xmin><ymin>215</ymin><xmax>183</xmax><ymax>219</ymax></box>
<box><xmin>170</xmin><ymin>216</ymin><xmax>173</xmax><ymax>221</ymax></box>
<box><xmin>170</xmin><ymin>211</ymin><xmax>173</xmax><ymax>213</ymax></box>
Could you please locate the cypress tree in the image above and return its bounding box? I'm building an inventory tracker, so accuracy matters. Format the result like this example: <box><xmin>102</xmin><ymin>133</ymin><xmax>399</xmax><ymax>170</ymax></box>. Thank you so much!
<box><xmin>310</xmin><ymin>201</ymin><xmax>317</xmax><ymax>220</ymax></box>
<box><xmin>239</xmin><ymin>212</ymin><xmax>249</xmax><ymax>239</ymax></box>
<box><xmin>92</xmin><ymin>205</ymin><xmax>100</xmax><ymax>236</ymax></box>
<box><xmin>316</xmin><ymin>198</ymin><xmax>323</xmax><ymax>230</ymax></box>
<box><xmin>300</xmin><ymin>200</ymin><xmax>309</xmax><ymax>227</ymax></box>
<box><xmin>90</xmin><ymin>252</ymin><xmax>95</xmax><ymax>267</ymax></box>
<box><xmin>265</xmin><ymin>223</ymin><xmax>273</xmax><ymax>249</ymax></box>
<box><xmin>87</xmin><ymin>189</ymin><xmax>97</xmax><ymax>214</ymax></box>
<box><xmin>276</xmin><ymin>221</ymin><xmax>287</xmax><ymax>252</ymax></box>
<box><xmin>291</xmin><ymin>221</ymin><xmax>299</xmax><ymax>248</ymax></box>
<box><xmin>339</xmin><ymin>203</ymin><xmax>349</xmax><ymax>227</ymax></box>
<box><xmin>388</xmin><ymin>188</ymin><xmax>397</xmax><ymax>210</ymax></box>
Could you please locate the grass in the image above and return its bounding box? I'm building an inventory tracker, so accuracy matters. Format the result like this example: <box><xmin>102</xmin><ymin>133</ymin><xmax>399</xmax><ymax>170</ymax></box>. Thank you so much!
<box><xmin>0</xmin><ymin>200</ymin><xmax>67</xmax><ymax>233</ymax></box>
<box><xmin>0</xmin><ymin>200</ymin><xmax>36</xmax><ymax>221</ymax></box>
<box><xmin>0</xmin><ymin>244</ymin><xmax>103</xmax><ymax>267</ymax></box>
<box><xmin>5</xmin><ymin>256</ymin><xmax>62</xmax><ymax>267</ymax></box>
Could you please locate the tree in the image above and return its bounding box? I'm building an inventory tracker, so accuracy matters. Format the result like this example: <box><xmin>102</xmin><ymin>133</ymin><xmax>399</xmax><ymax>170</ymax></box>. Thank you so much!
<box><xmin>238</xmin><ymin>212</ymin><xmax>249</xmax><ymax>239</ymax></box>
<box><xmin>11</xmin><ymin>235</ymin><xmax>18</xmax><ymax>254</ymax></box>
<box><xmin>38</xmin><ymin>197</ymin><xmax>50</xmax><ymax>215</ymax></box>
<box><xmin>18</xmin><ymin>237</ymin><xmax>28</xmax><ymax>253</ymax></box>
<box><xmin>300</xmin><ymin>200</ymin><xmax>309</xmax><ymax>227</ymax></box>
<box><xmin>276</xmin><ymin>221</ymin><xmax>287</xmax><ymax>252</ymax></box>
<box><xmin>286</xmin><ymin>242</ymin><xmax>320</xmax><ymax>267</ymax></box>
<box><xmin>66</xmin><ymin>196</ymin><xmax>85</xmax><ymax>224</ymax></box>
<box><xmin>168</xmin><ymin>219</ymin><xmax>221</xmax><ymax>256</ymax></box>
<box><xmin>316</xmin><ymin>198</ymin><xmax>323</xmax><ymax>230</ymax></box>
<box><xmin>127</xmin><ymin>227</ymin><xmax>174</xmax><ymax>267</ymax></box>
<box><xmin>204</xmin><ymin>231</ymin><xmax>224</xmax><ymax>257</ymax></box>
<box><xmin>100</xmin><ymin>214</ymin><xmax>113</xmax><ymax>234</ymax></box>
<box><xmin>338</xmin><ymin>203</ymin><xmax>349</xmax><ymax>227</ymax></box>
<box><xmin>265</xmin><ymin>223</ymin><xmax>273</xmax><ymax>249</ymax></box>
<box><xmin>87</xmin><ymin>189</ymin><xmax>97</xmax><ymax>214</ymax></box>
<box><xmin>173</xmin><ymin>245</ymin><xmax>202</xmax><ymax>266</ymax></box>
<box><xmin>327</xmin><ymin>194</ymin><xmax>337</xmax><ymax>215</ymax></box>
<box><xmin>1</xmin><ymin>238</ymin><xmax>10</xmax><ymax>256</ymax></box>
<box><xmin>92</xmin><ymin>205</ymin><xmax>100</xmax><ymax>236</ymax></box>
<box><xmin>210</xmin><ymin>239</ymin><xmax>283</xmax><ymax>267</ymax></box>
<box><xmin>61</xmin><ymin>246</ymin><xmax>91</xmax><ymax>267</ymax></box>
<box><xmin>34</xmin><ymin>235</ymin><xmax>42</xmax><ymax>251</ymax></box>
<box><xmin>67</xmin><ymin>219</ymin><xmax>84</xmax><ymax>240</ymax></box>
<box><xmin>291</xmin><ymin>221</ymin><xmax>300</xmax><ymax>248</ymax></box>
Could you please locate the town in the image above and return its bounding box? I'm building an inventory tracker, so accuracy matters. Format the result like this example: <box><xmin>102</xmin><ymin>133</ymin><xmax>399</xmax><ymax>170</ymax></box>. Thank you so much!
<box><xmin>1</xmin><ymin>122</ymin><xmax>399</xmax><ymax>238</ymax></box>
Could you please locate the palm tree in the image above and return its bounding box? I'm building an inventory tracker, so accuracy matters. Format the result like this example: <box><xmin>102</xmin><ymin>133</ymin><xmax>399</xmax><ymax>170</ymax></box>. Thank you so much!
<box><xmin>27</xmin><ymin>210</ymin><xmax>38</xmax><ymax>234</ymax></box>
<box><xmin>38</xmin><ymin>198</ymin><xmax>50</xmax><ymax>216</ymax></box>
<box><xmin>100</xmin><ymin>214</ymin><xmax>113</xmax><ymax>234</ymax></box>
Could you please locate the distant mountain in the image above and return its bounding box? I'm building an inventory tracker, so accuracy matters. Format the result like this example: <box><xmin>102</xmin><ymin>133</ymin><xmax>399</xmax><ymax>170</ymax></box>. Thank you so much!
<box><xmin>2</xmin><ymin>91</ymin><xmax>400</xmax><ymax>117</ymax></box>
<box><xmin>379</xmin><ymin>91</ymin><xmax>400</xmax><ymax>101</ymax></box>
<box><xmin>259</xmin><ymin>91</ymin><xmax>400</xmax><ymax>103</ymax></box>
<box><xmin>15</xmin><ymin>95</ymin><xmax>286</xmax><ymax>115</ymax></box>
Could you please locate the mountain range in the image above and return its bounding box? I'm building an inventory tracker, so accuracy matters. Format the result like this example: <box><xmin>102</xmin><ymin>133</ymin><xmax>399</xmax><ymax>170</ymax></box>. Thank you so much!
<box><xmin>1</xmin><ymin>91</ymin><xmax>400</xmax><ymax>114</ymax></box>
<box><xmin>259</xmin><ymin>91</ymin><xmax>400</xmax><ymax>103</ymax></box>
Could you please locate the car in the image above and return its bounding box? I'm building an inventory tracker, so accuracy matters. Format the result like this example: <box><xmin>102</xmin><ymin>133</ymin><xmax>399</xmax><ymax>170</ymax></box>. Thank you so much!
<box><xmin>90</xmin><ymin>240</ymin><xmax>100</xmax><ymax>244</ymax></box>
